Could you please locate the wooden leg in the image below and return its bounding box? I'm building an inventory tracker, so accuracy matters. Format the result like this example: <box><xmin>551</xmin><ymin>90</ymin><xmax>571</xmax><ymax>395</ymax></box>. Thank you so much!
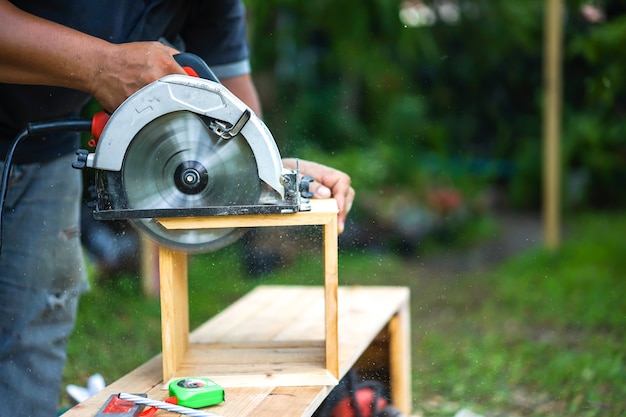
<box><xmin>389</xmin><ymin>300</ymin><xmax>412</xmax><ymax>414</ymax></box>
<box><xmin>140</xmin><ymin>237</ymin><xmax>160</xmax><ymax>297</ymax></box>
<box><xmin>159</xmin><ymin>246</ymin><xmax>189</xmax><ymax>382</ymax></box>
<box><xmin>323</xmin><ymin>218</ymin><xmax>339</xmax><ymax>379</ymax></box>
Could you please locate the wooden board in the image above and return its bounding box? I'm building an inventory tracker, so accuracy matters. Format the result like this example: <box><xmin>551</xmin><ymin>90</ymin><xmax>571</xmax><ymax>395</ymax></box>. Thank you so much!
<box><xmin>61</xmin><ymin>285</ymin><xmax>411</xmax><ymax>417</ymax></box>
<box><xmin>156</xmin><ymin>199</ymin><xmax>339</xmax><ymax>230</ymax></box>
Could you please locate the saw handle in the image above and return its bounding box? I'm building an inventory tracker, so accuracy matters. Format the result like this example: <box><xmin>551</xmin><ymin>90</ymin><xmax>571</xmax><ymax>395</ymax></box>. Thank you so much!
<box><xmin>89</xmin><ymin>111</ymin><xmax>110</xmax><ymax>146</ymax></box>
<box><xmin>174</xmin><ymin>53</ymin><xmax>220</xmax><ymax>83</ymax></box>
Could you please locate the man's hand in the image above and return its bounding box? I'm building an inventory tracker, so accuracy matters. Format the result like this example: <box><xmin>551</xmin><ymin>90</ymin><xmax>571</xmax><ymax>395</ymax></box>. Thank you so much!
<box><xmin>283</xmin><ymin>158</ymin><xmax>355</xmax><ymax>234</ymax></box>
<box><xmin>90</xmin><ymin>42</ymin><xmax>185</xmax><ymax>112</ymax></box>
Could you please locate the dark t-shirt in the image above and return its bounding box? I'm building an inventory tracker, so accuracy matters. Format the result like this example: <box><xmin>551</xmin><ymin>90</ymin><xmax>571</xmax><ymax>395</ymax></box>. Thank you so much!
<box><xmin>0</xmin><ymin>0</ymin><xmax>250</xmax><ymax>163</ymax></box>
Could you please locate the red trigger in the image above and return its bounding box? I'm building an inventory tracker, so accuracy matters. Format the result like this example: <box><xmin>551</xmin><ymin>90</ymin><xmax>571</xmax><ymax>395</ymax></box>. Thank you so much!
<box><xmin>183</xmin><ymin>66</ymin><xmax>199</xmax><ymax>77</ymax></box>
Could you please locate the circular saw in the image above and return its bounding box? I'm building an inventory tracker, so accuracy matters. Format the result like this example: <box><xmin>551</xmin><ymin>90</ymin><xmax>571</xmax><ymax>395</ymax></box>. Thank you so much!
<box><xmin>76</xmin><ymin>55</ymin><xmax>310</xmax><ymax>253</ymax></box>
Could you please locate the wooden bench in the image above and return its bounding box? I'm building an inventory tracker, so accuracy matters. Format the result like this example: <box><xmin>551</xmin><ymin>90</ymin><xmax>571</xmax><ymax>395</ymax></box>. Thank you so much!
<box><xmin>62</xmin><ymin>285</ymin><xmax>411</xmax><ymax>416</ymax></box>
<box><xmin>62</xmin><ymin>200</ymin><xmax>412</xmax><ymax>416</ymax></box>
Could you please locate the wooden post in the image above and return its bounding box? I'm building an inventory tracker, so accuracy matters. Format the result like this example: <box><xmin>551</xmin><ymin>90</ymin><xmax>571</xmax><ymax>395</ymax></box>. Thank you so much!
<box><xmin>543</xmin><ymin>0</ymin><xmax>563</xmax><ymax>249</ymax></box>
<box><xmin>159</xmin><ymin>246</ymin><xmax>189</xmax><ymax>382</ymax></box>
<box><xmin>323</xmin><ymin>215</ymin><xmax>339</xmax><ymax>379</ymax></box>
<box><xmin>389</xmin><ymin>301</ymin><xmax>411</xmax><ymax>414</ymax></box>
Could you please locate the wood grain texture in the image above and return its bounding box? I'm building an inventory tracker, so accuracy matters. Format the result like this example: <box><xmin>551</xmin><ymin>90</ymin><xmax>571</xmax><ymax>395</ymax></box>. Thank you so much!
<box><xmin>61</xmin><ymin>286</ymin><xmax>412</xmax><ymax>417</ymax></box>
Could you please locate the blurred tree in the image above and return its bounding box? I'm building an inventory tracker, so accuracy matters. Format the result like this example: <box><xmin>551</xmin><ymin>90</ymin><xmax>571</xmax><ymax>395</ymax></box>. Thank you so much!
<box><xmin>244</xmin><ymin>0</ymin><xmax>625</xmax><ymax>209</ymax></box>
<box><xmin>562</xmin><ymin>0</ymin><xmax>626</xmax><ymax>208</ymax></box>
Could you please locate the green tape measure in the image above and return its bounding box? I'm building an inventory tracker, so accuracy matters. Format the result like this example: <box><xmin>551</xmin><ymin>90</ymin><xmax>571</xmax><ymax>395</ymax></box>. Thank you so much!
<box><xmin>168</xmin><ymin>377</ymin><xmax>225</xmax><ymax>408</ymax></box>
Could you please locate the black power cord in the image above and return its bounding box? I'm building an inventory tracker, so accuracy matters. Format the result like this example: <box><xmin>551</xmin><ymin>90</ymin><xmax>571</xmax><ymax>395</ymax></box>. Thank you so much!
<box><xmin>0</xmin><ymin>119</ymin><xmax>92</xmax><ymax>254</ymax></box>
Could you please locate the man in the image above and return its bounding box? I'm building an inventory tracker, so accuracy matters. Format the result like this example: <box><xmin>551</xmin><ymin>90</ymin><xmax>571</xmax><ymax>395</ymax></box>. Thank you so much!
<box><xmin>0</xmin><ymin>1</ymin><xmax>354</xmax><ymax>415</ymax></box>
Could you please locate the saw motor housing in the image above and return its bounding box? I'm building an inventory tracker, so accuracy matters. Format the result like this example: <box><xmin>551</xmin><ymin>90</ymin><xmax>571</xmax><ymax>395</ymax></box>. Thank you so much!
<box><xmin>78</xmin><ymin>73</ymin><xmax>311</xmax><ymax>253</ymax></box>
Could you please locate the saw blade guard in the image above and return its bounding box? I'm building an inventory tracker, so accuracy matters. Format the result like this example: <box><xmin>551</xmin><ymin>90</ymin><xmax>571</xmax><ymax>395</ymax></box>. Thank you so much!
<box><xmin>90</xmin><ymin>74</ymin><xmax>284</xmax><ymax>198</ymax></box>
<box><xmin>89</xmin><ymin>75</ymin><xmax>288</xmax><ymax>253</ymax></box>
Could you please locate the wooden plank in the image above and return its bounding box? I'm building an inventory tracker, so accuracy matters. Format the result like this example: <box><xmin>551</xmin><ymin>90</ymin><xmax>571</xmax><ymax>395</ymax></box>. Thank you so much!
<box><xmin>168</xmin><ymin>340</ymin><xmax>335</xmax><ymax>388</ymax></box>
<box><xmin>271</xmin><ymin>293</ymin><xmax>326</xmax><ymax>340</ymax></box>
<box><xmin>323</xmin><ymin>219</ymin><xmax>339</xmax><ymax>378</ymax></box>
<box><xmin>62</xmin><ymin>286</ymin><xmax>412</xmax><ymax>417</ymax></box>
<box><xmin>204</xmin><ymin>386</ymin><xmax>276</xmax><ymax>417</ymax></box>
<box><xmin>192</xmin><ymin>386</ymin><xmax>329</xmax><ymax>417</ymax></box>
<box><xmin>184</xmin><ymin>286</ymin><xmax>409</xmax><ymax>387</ymax></box>
<box><xmin>156</xmin><ymin>198</ymin><xmax>339</xmax><ymax>230</ymax></box>
<box><xmin>190</xmin><ymin>287</ymin><xmax>323</xmax><ymax>343</ymax></box>
<box><xmin>177</xmin><ymin>370</ymin><xmax>337</xmax><ymax>389</ymax></box>
<box><xmin>249</xmin><ymin>386</ymin><xmax>332</xmax><ymax>417</ymax></box>
<box><xmin>190</xmin><ymin>286</ymin><xmax>407</xmax><ymax>345</ymax></box>
<box><xmin>61</xmin><ymin>353</ymin><xmax>330</xmax><ymax>417</ymax></box>
<box><xmin>389</xmin><ymin>300</ymin><xmax>412</xmax><ymax>414</ymax></box>
<box><xmin>159</xmin><ymin>247</ymin><xmax>189</xmax><ymax>381</ymax></box>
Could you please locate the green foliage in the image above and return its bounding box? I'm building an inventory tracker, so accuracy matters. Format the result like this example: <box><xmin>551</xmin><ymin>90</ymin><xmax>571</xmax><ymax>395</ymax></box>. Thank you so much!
<box><xmin>508</xmin><ymin>136</ymin><xmax>542</xmax><ymax>208</ymax></box>
<box><xmin>563</xmin><ymin>9</ymin><xmax>626</xmax><ymax>207</ymax></box>
<box><xmin>244</xmin><ymin>1</ymin><xmax>625</xmax><ymax>208</ymax></box>
<box><xmin>65</xmin><ymin>273</ymin><xmax>163</xmax><ymax>385</ymax></box>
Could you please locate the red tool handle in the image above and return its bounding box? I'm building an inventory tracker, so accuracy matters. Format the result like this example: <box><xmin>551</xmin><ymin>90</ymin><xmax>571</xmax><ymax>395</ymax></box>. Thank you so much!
<box><xmin>182</xmin><ymin>66</ymin><xmax>199</xmax><ymax>77</ymax></box>
<box><xmin>89</xmin><ymin>110</ymin><xmax>110</xmax><ymax>146</ymax></box>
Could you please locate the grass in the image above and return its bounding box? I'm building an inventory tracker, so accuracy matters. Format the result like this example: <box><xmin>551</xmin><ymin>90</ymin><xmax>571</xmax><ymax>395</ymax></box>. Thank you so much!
<box><xmin>62</xmin><ymin>212</ymin><xmax>626</xmax><ymax>416</ymax></box>
<box><xmin>410</xmin><ymin>212</ymin><xmax>626</xmax><ymax>417</ymax></box>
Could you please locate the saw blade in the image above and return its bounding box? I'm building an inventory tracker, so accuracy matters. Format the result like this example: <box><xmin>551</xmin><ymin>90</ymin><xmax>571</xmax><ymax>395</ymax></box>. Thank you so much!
<box><xmin>122</xmin><ymin>111</ymin><xmax>261</xmax><ymax>252</ymax></box>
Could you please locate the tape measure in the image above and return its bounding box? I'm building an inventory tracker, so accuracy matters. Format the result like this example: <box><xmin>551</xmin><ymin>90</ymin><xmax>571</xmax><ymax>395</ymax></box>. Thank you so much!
<box><xmin>168</xmin><ymin>377</ymin><xmax>225</xmax><ymax>408</ymax></box>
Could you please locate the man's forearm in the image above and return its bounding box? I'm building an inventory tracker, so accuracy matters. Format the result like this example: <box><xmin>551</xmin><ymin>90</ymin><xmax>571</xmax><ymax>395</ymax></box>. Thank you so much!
<box><xmin>220</xmin><ymin>73</ymin><xmax>262</xmax><ymax>116</ymax></box>
<box><xmin>0</xmin><ymin>0</ymin><xmax>186</xmax><ymax>112</ymax></box>
<box><xmin>0</xmin><ymin>0</ymin><xmax>107</xmax><ymax>92</ymax></box>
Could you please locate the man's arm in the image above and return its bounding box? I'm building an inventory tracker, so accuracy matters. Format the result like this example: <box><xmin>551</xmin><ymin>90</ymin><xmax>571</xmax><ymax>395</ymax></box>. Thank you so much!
<box><xmin>0</xmin><ymin>0</ymin><xmax>185</xmax><ymax>112</ymax></box>
<box><xmin>220</xmin><ymin>74</ymin><xmax>262</xmax><ymax>116</ymax></box>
